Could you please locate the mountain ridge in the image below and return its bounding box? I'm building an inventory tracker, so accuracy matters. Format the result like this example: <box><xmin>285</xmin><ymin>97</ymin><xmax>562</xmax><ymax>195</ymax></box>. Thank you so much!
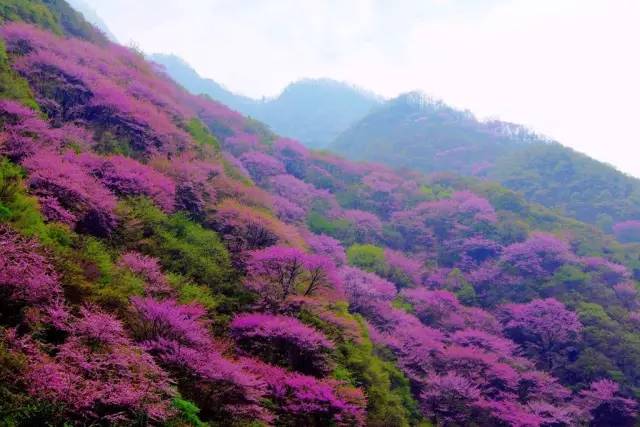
<box><xmin>331</xmin><ymin>91</ymin><xmax>640</xmax><ymax>236</ymax></box>
<box><xmin>151</xmin><ymin>52</ymin><xmax>383</xmax><ymax>148</ymax></box>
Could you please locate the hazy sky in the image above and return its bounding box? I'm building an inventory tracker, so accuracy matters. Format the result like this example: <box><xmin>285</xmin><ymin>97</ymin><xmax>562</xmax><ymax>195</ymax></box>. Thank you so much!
<box><xmin>82</xmin><ymin>0</ymin><xmax>640</xmax><ymax>177</ymax></box>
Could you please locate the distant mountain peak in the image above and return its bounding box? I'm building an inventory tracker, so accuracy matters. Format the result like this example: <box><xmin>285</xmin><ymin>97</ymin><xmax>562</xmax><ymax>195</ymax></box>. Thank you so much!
<box><xmin>394</xmin><ymin>91</ymin><xmax>443</xmax><ymax>108</ymax></box>
<box><xmin>152</xmin><ymin>54</ymin><xmax>382</xmax><ymax>148</ymax></box>
<box><xmin>277</xmin><ymin>78</ymin><xmax>383</xmax><ymax>102</ymax></box>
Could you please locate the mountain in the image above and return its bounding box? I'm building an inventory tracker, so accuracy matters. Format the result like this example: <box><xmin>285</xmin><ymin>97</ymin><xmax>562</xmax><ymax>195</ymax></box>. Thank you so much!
<box><xmin>331</xmin><ymin>92</ymin><xmax>640</xmax><ymax>236</ymax></box>
<box><xmin>65</xmin><ymin>0</ymin><xmax>118</xmax><ymax>41</ymax></box>
<box><xmin>151</xmin><ymin>53</ymin><xmax>382</xmax><ymax>148</ymax></box>
<box><xmin>0</xmin><ymin>0</ymin><xmax>108</xmax><ymax>43</ymax></box>
<box><xmin>150</xmin><ymin>53</ymin><xmax>255</xmax><ymax>112</ymax></box>
<box><xmin>2</xmin><ymin>2</ymin><xmax>640</xmax><ymax>426</ymax></box>
<box><xmin>251</xmin><ymin>78</ymin><xmax>383</xmax><ymax>149</ymax></box>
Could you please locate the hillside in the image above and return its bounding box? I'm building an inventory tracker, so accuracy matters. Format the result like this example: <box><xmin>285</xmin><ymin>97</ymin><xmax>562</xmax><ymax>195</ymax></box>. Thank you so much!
<box><xmin>65</xmin><ymin>0</ymin><xmax>117</xmax><ymax>41</ymax></box>
<box><xmin>151</xmin><ymin>53</ymin><xmax>382</xmax><ymax>148</ymax></box>
<box><xmin>331</xmin><ymin>92</ymin><xmax>640</xmax><ymax>237</ymax></box>
<box><xmin>150</xmin><ymin>53</ymin><xmax>256</xmax><ymax>114</ymax></box>
<box><xmin>1</xmin><ymin>2</ymin><xmax>640</xmax><ymax>426</ymax></box>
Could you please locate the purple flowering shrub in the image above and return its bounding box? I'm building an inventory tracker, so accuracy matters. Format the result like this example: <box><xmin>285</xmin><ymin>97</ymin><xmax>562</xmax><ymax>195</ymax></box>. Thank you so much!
<box><xmin>231</xmin><ymin>313</ymin><xmax>334</xmax><ymax>376</ymax></box>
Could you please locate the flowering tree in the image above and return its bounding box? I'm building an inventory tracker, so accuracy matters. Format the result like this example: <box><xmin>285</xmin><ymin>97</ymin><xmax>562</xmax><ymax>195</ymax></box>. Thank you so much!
<box><xmin>22</xmin><ymin>151</ymin><xmax>118</xmax><ymax>236</ymax></box>
<box><xmin>578</xmin><ymin>379</ymin><xmax>637</xmax><ymax>426</ymax></box>
<box><xmin>273</xmin><ymin>138</ymin><xmax>309</xmax><ymax>178</ymax></box>
<box><xmin>500</xmin><ymin>298</ymin><xmax>582</xmax><ymax>370</ymax></box>
<box><xmin>130</xmin><ymin>297</ymin><xmax>268</xmax><ymax>422</ymax></box>
<box><xmin>580</xmin><ymin>256</ymin><xmax>631</xmax><ymax>286</ymax></box>
<box><xmin>613</xmin><ymin>220</ymin><xmax>640</xmax><ymax>243</ymax></box>
<box><xmin>401</xmin><ymin>288</ymin><xmax>467</xmax><ymax>331</ymax></box>
<box><xmin>81</xmin><ymin>154</ymin><xmax>176</xmax><ymax>213</ymax></box>
<box><xmin>420</xmin><ymin>373</ymin><xmax>482</xmax><ymax>425</ymax></box>
<box><xmin>2</xmin><ymin>23</ymin><xmax>192</xmax><ymax>155</ymax></box>
<box><xmin>118</xmin><ymin>251</ymin><xmax>172</xmax><ymax>295</ymax></box>
<box><xmin>231</xmin><ymin>313</ymin><xmax>334</xmax><ymax>376</ymax></box>
<box><xmin>268</xmin><ymin>174</ymin><xmax>333</xmax><ymax>214</ymax></box>
<box><xmin>14</xmin><ymin>306</ymin><xmax>175</xmax><ymax>424</ymax></box>
<box><xmin>384</xmin><ymin>248</ymin><xmax>423</xmax><ymax>287</ymax></box>
<box><xmin>306</xmin><ymin>233</ymin><xmax>347</xmax><ymax>266</ymax></box>
<box><xmin>343</xmin><ymin>209</ymin><xmax>383</xmax><ymax>243</ymax></box>
<box><xmin>339</xmin><ymin>266</ymin><xmax>397</xmax><ymax>312</ymax></box>
<box><xmin>243</xmin><ymin>359</ymin><xmax>366</xmax><ymax>426</ymax></box>
<box><xmin>239</xmin><ymin>150</ymin><xmax>286</xmax><ymax>184</ymax></box>
<box><xmin>0</xmin><ymin>100</ymin><xmax>90</xmax><ymax>161</ymax></box>
<box><xmin>0</xmin><ymin>224</ymin><xmax>61</xmax><ymax>307</ymax></box>
<box><xmin>272</xmin><ymin>195</ymin><xmax>306</xmax><ymax>223</ymax></box>
<box><xmin>208</xmin><ymin>199</ymin><xmax>279</xmax><ymax>253</ymax></box>
<box><xmin>244</xmin><ymin>246</ymin><xmax>340</xmax><ymax>307</ymax></box>
<box><xmin>501</xmin><ymin>232</ymin><xmax>575</xmax><ymax>278</ymax></box>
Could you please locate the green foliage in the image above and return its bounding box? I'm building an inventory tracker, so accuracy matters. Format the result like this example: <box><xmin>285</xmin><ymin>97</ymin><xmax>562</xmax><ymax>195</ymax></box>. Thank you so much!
<box><xmin>220</xmin><ymin>156</ymin><xmax>253</xmax><ymax>185</ymax></box>
<box><xmin>492</xmin><ymin>142</ymin><xmax>640</xmax><ymax>228</ymax></box>
<box><xmin>336</xmin><ymin>318</ymin><xmax>426</xmax><ymax>427</ymax></box>
<box><xmin>549</xmin><ymin>265</ymin><xmax>590</xmax><ymax>292</ymax></box>
<box><xmin>297</xmin><ymin>305</ymin><xmax>424</xmax><ymax>427</ymax></box>
<box><xmin>0</xmin><ymin>158</ymin><xmax>48</xmax><ymax>238</ymax></box>
<box><xmin>84</xmin><ymin>238</ymin><xmax>146</xmax><ymax>309</ymax></box>
<box><xmin>187</xmin><ymin>118</ymin><xmax>220</xmax><ymax>150</ymax></box>
<box><xmin>41</xmin><ymin>0</ymin><xmax>108</xmax><ymax>43</ymax></box>
<box><xmin>307</xmin><ymin>211</ymin><xmax>352</xmax><ymax>240</ymax></box>
<box><xmin>93</xmin><ymin>130</ymin><xmax>132</xmax><ymax>156</ymax></box>
<box><xmin>0</xmin><ymin>0</ymin><xmax>61</xmax><ymax>34</ymax></box>
<box><xmin>347</xmin><ymin>243</ymin><xmax>386</xmax><ymax>273</ymax></box>
<box><xmin>168</xmin><ymin>397</ymin><xmax>207</xmax><ymax>427</ymax></box>
<box><xmin>168</xmin><ymin>273</ymin><xmax>219</xmax><ymax>311</ymax></box>
<box><xmin>391</xmin><ymin>296</ymin><xmax>413</xmax><ymax>313</ymax></box>
<box><xmin>567</xmin><ymin>348</ymin><xmax>623</xmax><ymax>389</ymax></box>
<box><xmin>0</xmin><ymin>39</ymin><xmax>39</xmax><ymax>109</ymax></box>
<box><xmin>115</xmin><ymin>198</ymin><xmax>243</xmax><ymax>308</ymax></box>
<box><xmin>455</xmin><ymin>282</ymin><xmax>477</xmax><ymax>305</ymax></box>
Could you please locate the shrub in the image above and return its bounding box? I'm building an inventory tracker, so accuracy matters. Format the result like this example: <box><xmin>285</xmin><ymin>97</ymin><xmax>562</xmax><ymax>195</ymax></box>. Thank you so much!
<box><xmin>231</xmin><ymin>313</ymin><xmax>334</xmax><ymax>376</ymax></box>
<box><xmin>244</xmin><ymin>246</ymin><xmax>341</xmax><ymax>308</ymax></box>
<box><xmin>116</xmin><ymin>198</ymin><xmax>233</xmax><ymax>294</ymax></box>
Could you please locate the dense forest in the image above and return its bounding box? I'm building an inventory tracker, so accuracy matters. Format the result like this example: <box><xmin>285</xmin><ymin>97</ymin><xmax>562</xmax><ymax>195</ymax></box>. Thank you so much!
<box><xmin>1</xmin><ymin>1</ymin><xmax>640</xmax><ymax>426</ymax></box>
<box><xmin>330</xmin><ymin>92</ymin><xmax>640</xmax><ymax>237</ymax></box>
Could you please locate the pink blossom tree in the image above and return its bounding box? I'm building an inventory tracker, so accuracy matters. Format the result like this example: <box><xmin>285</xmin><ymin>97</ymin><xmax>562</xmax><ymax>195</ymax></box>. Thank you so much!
<box><xmin>500</xmin><ymin>298</ymin><xmax>582</xmax><ymax>371</ymax></box>
<box><xmin>22</xmin><ymin>151</ymin><xmax>118</xmax><ymax>236</ymax></box>
<box><xmin>130</xmin><ymin>297</ymin><xmax>269</xmax><ymax>422</ymax></box>
<box><xmin>244</xmin><ymin>246</ymin><xmax>341</xmax><ymax>307</ymax></box>
<box><xmin>501</xmin><ymin>232</ymin><xmax>575</xmax><ymax>278</ymax></box>
<box><xmin>81</xmin><ymin>154</ymin><xmax>176</xmax><ymax>213</ymax></box>
<box><xmin>239</xmin><ymin>150</ymin><xmax>286</xmax><ymax>184</ymax></box>
<box><xmin>306</xmin><ymin>233</ymin><xmax>347</xmax><ymax>266</ymax></box>
<box><xmin>15</xmin><ymin>306</ymin><xmax>175</xmax><ymax>424</ymax></box>
<box><xmin>231</xmin><ymin>313</ymin><xmax>334</xmax><ymax>376</ymax></box>
<box><xmin>578</xmin><ymin>379</ymin><xmax>637</xmax><ymax>426</ymax></box>
<box><xmin>243</xmin><ymin>358</ymin><xmax>366</xmax><ymax>426</ymax></box>
<box><xmin>0</xmin><ymin>224</ymin><xmax>62</xmax><ymax>307</ymax></box>
<box><xmin>118</xmin><ymin>251</ymin><xmax>172</xmax><ymax>296</ymax></box>
<box><xmin>613</xmin><ymin>220</ymin><xmax>640</xmax><ymax>243</ymax></box>
<box><xmin>339</xmin><ymin>266</ymin><xmax>397</xmax><ymax>312</ymax></box>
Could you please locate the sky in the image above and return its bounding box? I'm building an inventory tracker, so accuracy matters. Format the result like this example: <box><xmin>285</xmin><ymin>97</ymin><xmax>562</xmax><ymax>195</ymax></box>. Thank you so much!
<box><xmin>81</xmin><ymin>0</ymin><xmax>640</xmax><ymax>177</ymax></box>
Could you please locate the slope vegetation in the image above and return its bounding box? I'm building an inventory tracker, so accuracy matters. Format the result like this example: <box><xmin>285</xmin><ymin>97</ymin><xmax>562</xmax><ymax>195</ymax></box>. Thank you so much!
<box><xmin>0</xmin><ymin>4</ymin><xmax>639</xmax><ymax>426</ymax></box>
<box><xmin>331</xmin><ymin>92</ymin><xmax>640</xmax><ymax>237</ymax></box>
<box><xmin>152</xmin><ymin>53</ymin><xmax>382</xmax><ymax>149</ymax></box>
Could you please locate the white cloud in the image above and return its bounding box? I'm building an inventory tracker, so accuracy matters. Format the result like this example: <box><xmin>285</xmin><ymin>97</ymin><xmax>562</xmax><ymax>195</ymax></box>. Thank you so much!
<box><xmin>83</xmin><ymin>0</ymin><xmax>640</xmax><ymax>177</ymax></box>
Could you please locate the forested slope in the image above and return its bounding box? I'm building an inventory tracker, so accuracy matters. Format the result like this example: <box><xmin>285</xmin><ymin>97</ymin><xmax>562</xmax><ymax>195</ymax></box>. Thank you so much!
<box><xmin>0</xmin><ymin>2</ymin><xmax>639</xmax><ymax>426</ymax></box>
<box><xmin>331</xmin><ymin>92</ymin><xmax>640</xmax><ymax>238</ymax></box>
